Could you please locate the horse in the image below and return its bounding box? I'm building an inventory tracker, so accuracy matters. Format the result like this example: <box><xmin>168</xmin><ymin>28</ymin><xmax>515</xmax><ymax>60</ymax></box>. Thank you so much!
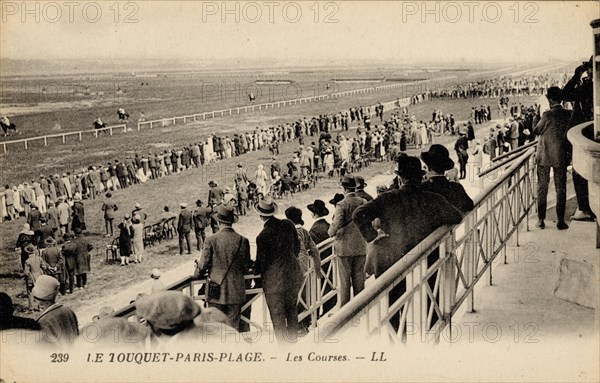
<box><xmin>117</xmin><ymin>110</ymin><xmax>130</xmax><ymax>121</ymax></box>
<box><xmin>0</xmin><ymin>121</ymin><xmax>17</xmax><ymax>135</ymax></box>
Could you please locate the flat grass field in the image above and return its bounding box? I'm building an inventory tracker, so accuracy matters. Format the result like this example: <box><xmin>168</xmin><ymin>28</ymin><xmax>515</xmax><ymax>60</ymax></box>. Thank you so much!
<box><xmin>1</xmin><ymin>69</ymin><xmax>441</xmax><ymax>137</ymax></box>
<box><xmin>0</xmin><ymin>93</ymin><xmax>540</xmax><ymax>317</ymax></box>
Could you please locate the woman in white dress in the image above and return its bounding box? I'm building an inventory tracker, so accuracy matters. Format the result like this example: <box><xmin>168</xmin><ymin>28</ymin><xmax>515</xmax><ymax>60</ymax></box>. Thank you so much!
<box><xmin>136</xmin><ymin>167</ymin><xmax>148</xmax><ymax>183</ymax></box>
<box><xmin>13</xmin><ymin>185</ymin><xmax>24</xmax><ymax>214</ymax></box>
<box><xmin>420</xmin><ymin>124</ymin><xmax>429</xmax><ymax>146</ymax></box>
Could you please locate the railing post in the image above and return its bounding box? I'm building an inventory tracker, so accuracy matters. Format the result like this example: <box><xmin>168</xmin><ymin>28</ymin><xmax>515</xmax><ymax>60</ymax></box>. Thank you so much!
<box><xmin>440</xmin><ymin>235</ymin><xmax>456</xmax><ymax>341</ymax></box>
<box><xmin>109</xmin><ymin>127</ymin><xmax>113</xmax><ymax>136</ymax></box>
<box><xmin>44</xmin><ymin>137</ymin><xmax>47</xmax><ymax>146</ymax></box>
<box><xmin>24</xmin><ymin>140</ymin><xmax>28</xmax><ymax>150</ymax></box>
<box><xmin>3</xmin><ymin>143</ymin><xmax>6</xmax><ymax>153</ymax></box>
<box><xmin>62</xmin><ymin>134</ymin><xmax>66</xmax><ymax>144</ymax></box>
<box><xmin>464</xmin><ymin>214</ymin><xmax>476</xmax><ymax>312</ymax></box>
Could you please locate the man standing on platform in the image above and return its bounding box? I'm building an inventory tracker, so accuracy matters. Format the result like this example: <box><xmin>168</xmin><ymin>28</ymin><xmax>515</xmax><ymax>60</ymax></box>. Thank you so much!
<box><xmin>562</xmin><ymin>58</ymin><xmax>597</xmax><ymax>222</ymax></box>
<box><xmin>199</xmin><ymin>206</ymin><xmax>252</xmax><ymax>331</ymax></box>
<box><xmin>254</xmin><ymin>198</ymin><xmax>303</xmax><ymax>342</ymax></box>
<box><xmin>327</xmin><ymin>176</ymin><xmax>367</xmax><ymax>307</ymax></box>
<box><xmin>533</xmin><ymin>86</ymin><xmax>571</xmax><ymax>230</ymax></box>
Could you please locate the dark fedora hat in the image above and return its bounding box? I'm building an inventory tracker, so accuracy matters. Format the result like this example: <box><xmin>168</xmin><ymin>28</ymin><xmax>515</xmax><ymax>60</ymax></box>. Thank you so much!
<box><xmin>546</xmin><ymin>86</ymin><xmax>562</xmax><ymax>101</ymax></box>
<box><xmin>340</xmin><ymin>175</ymin><xmax>357</xmax><ymax>190</ymax></box>
<box><xmin>307</xmin><ymin>199</ymin><xmax>329</xmax><ymax>217</ymax></box>
<box><xmin>395</xmin><ymin>156</ymin><xmax>425</xmax><ymax>179</ymax></box>
<box><xmin>215</xmin><ymin>205</ymin><xmax>238</xmax><ymax>224</ymax></box>
<box><xmin>208</xmin><ymin>180</ymin><xmax>217</xmax><ymax>187</ymax></box>
<box><xmin>329</xmin><ymin>193</ymin><xmax>345</xmax><ymax>206</ymax></box>
<box><xmin>354</xmin><ymin>175</ymin><xmax>367</xmax><ymax>189</ymax></box>
<box><xmin>421</xmin><ymin>144</ymin><xmax>455</xmax><ymax>172</ymax></box>
<box><xmin>285</xmin><ymin>206</ymin><xmax>304</xmax><ymax>226</ymax></box>
<box><xmin>254</xmin><ymin>197</ymin><xmax>278</xmax><ymax>217</ymax></box>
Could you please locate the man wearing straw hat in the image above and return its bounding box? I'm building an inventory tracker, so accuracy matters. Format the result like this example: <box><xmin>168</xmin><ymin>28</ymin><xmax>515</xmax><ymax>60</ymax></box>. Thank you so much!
<box><xmin>199</xmin><ymin>206</ymin><xmax>252</xmax><ymax>331</ymax></box>
<box><xmin>254</xmin><ymin>197</ymin><xmax>303</xmax><ymax>342</ymax></box>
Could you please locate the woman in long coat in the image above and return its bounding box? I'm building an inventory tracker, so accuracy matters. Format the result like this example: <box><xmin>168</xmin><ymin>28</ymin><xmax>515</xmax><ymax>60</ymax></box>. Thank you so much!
<box><xmin>71</xmin><ymin>196</ymin><xmax>86</xmax><ymax>232</ymax></box>
<box><xmin>118</xmin><ymin>218</ymin><xmax>132</xmax><ymax>266</ymax></box>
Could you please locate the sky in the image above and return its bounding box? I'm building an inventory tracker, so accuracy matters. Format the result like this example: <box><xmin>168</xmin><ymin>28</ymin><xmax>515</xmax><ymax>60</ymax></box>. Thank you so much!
<box><xmin>0</xmin><ymin>1</ymin><xmax>598</xmax><ymax>64</ymax></box>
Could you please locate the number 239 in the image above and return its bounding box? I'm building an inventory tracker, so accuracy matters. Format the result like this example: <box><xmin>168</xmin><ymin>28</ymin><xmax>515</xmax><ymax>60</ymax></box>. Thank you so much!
<box><xmin>50</xmin><ymin>353</ymin><xmax>69</xmax><ymax>363</ymax></box>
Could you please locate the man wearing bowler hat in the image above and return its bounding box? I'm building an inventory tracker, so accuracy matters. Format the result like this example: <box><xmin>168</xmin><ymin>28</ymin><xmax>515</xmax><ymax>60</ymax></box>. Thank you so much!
<box><xmin>199</xmin><ymin>206</ymin><xmax>252</xmax><ymax>331</ymax></box>
<box><xmin>354</xmin><ymin>175</ymin><xmax>373</xmax><ymax>201</ymax></box>
<box><xmin>421</xmin><ymin>144</ymin><xmax>474</xmax><ymax>214</ymax></box>
<box><xmin>254</xmin><ymin>197</ymin><xmax>304</xmax><ymax>342</ymax></box>
<box><xmin>307</xmin><ymin>199</ymin><xmax>330</xmax><ymax>245</ymax></box>
<box><xmin>327</xmin><ymin>175</ymin><xmax>368</xmax><ymax>307</ymax></box>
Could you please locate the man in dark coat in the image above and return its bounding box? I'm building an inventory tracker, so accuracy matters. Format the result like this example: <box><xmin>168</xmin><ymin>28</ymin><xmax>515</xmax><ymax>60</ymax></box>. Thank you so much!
<box><xmin>420</xmin><ymin>144</ymin><xmax>474</xmax><ymax>214</ymax></box>
<box><xmin>72</xmin><ymin>228</ymin><xmax>92</xmax><ymax>289</ymax></box>
<box><xmin>27</xmin><ymin>203</ymin><xmax>42</xmax><ymax>232</ymax></box>
<box><xmin>454</xmin><ymin>132</ymin><xmax>469</xmax><ymax>179</ymax></box>
<box><xmin>533</xmin><ymin>87</ymin><xmax>571</xmax><ymax>230</ymax></box>
<box><xmin>177</xmin><ymin>203</ymin><xmax>193</xmax><ymax>255</ymax></box>
<box><xmin>36</xmin><ymin>216</ymin><xmax>54</xmax><ymax>249</ymax></box>
<box><xmin>328</xmin><ymin>176</ymin><xmax>367</xmax><ymax>307</ymax></box>
<box><xmin>207</xmin><ymin>181</ymin><xmax>224</xmax><ymax>206</ymax></box>
<box><xmin>192</xmin><ymin>200</ymin><xmax>211</xmax><ymax>251</ymax></box>
<box><xmin>562</xmin><ymin>60</ymin><xmax>596</xmax><ymax>222</ymax></box>
<box><xmin>71</xmin><ymin>195</ymin><xmax>86</xmax><ymax>232</ymax></box>
<box><xmin>61</xmin><ymin>234</ymin><xmax>77</xmax><ymax>294</ymax></box>
<box><xmin>254</xmin><ymin>198</ymin><xmax>303</xmax><ymax>342</ymax></box>
<box><xmin>353</xmin><ymin>156</ymin><xmax>463</xmax><ymax>278</ymax></box>
<box><xmin>199</xmin><ymin>206</ymin><xmax>252</xmax><ymax>331</ymax></box>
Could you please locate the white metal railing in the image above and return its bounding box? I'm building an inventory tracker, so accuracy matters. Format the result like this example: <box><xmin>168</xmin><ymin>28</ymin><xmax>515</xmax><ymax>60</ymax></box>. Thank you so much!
<box><xmin>114</xmin><ymin>237</ymin><xmax>338</xmax><ymax>332</ymax></box>
<box><xmin>314</xmin><ymin>147</ymin><xmax>537</xmax><ymax>343</ymax></box>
